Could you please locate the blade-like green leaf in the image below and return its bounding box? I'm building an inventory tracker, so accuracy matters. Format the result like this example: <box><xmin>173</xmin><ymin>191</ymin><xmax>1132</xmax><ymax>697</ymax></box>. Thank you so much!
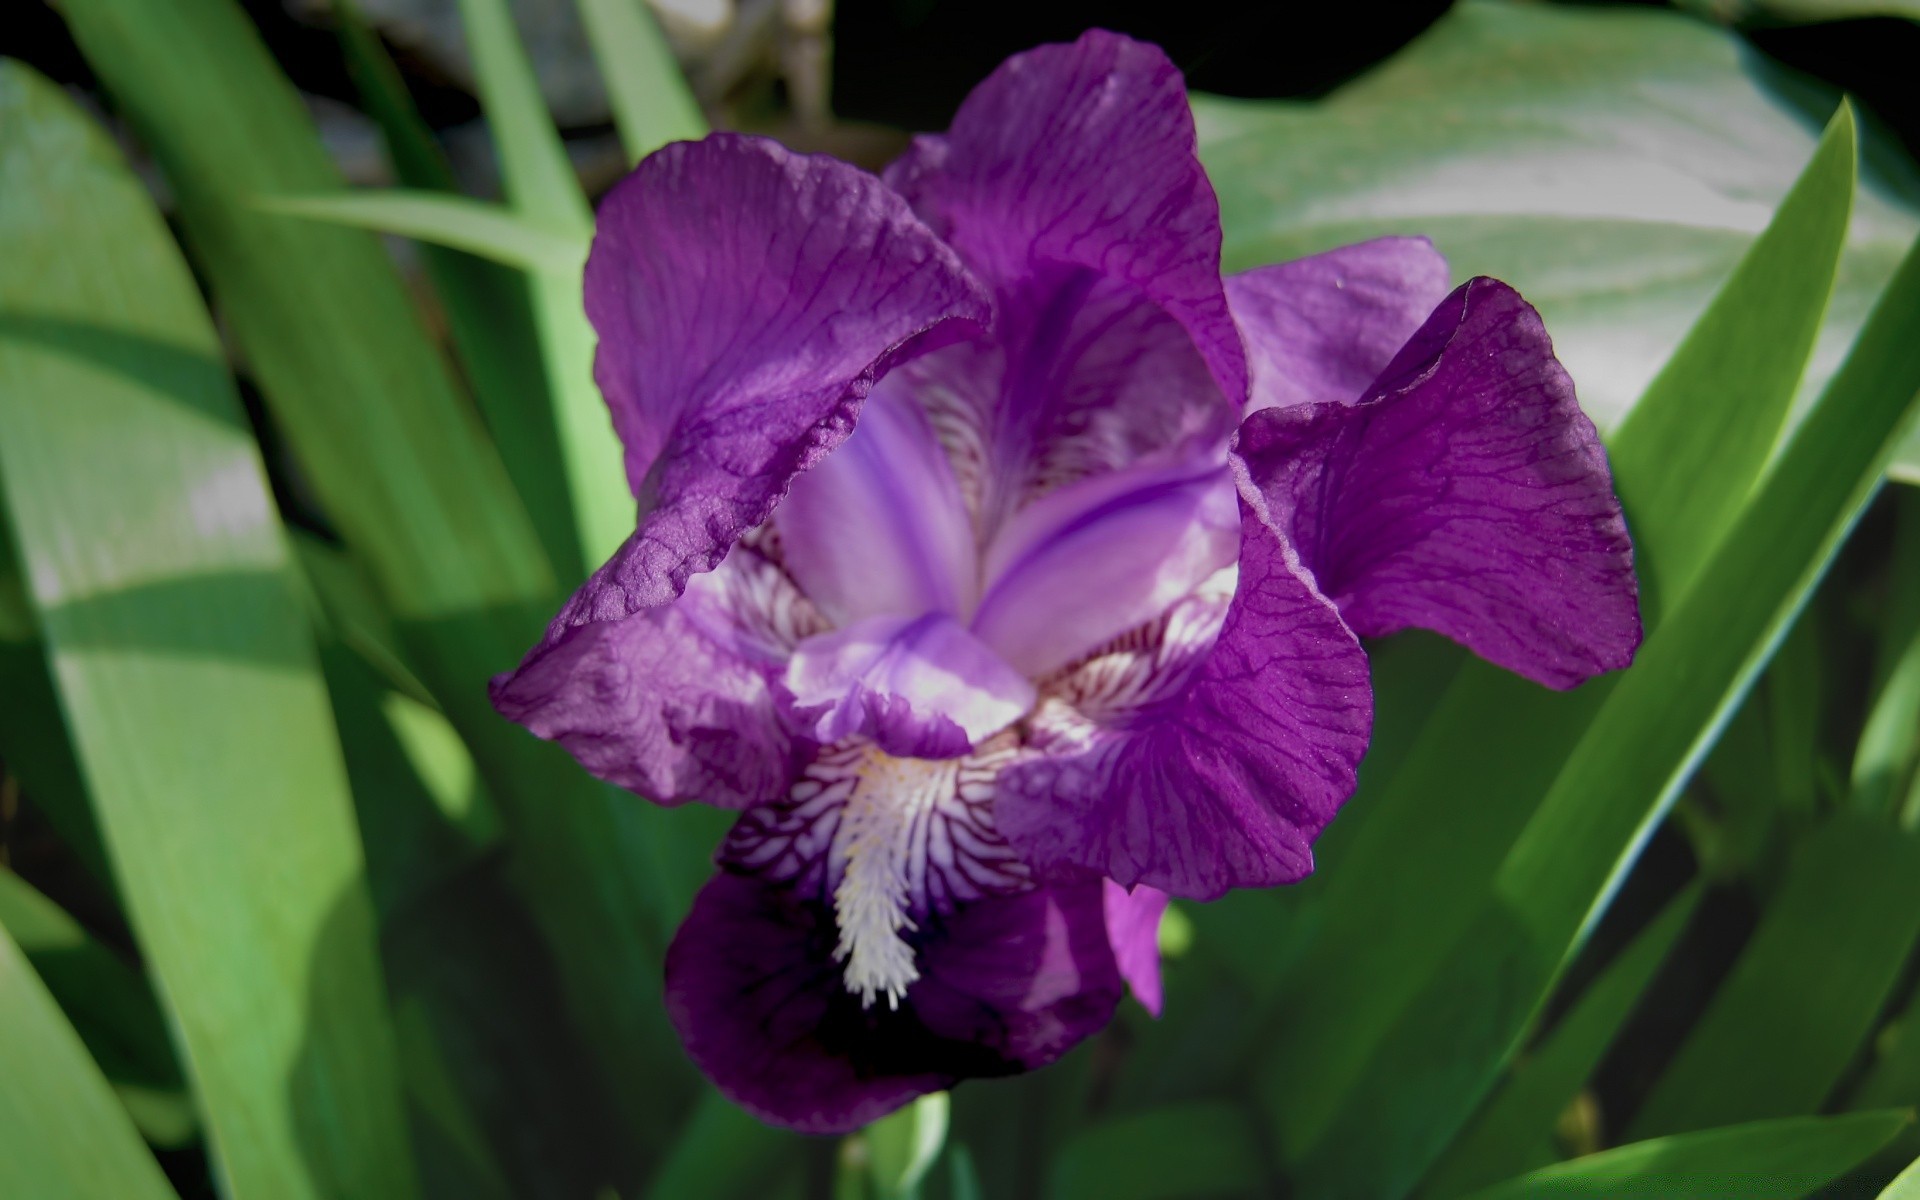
<box><xmin>0</xmin><ymin>60</ymin><xmax>415</xmax><ymax>1199</ymax></box>
<box><xmin>574</xmin><ymin>0</ymin><xmax>707</xmax><ymax>164</ymax></box>
<box><xmin>1417</xmin><ymin>886</ymin><xmax>1703</xmax><ymax>1199</ymax></box>
<box><xmin>1253</xmin><ymin>94</ymin><xmax>1860</xmax><ymax>1174</ymax></box>
<box><xmin>1047</xmin><ymin>1103</ymin><xmax>1265</xmax><ymax>1200</ymax></box>
<box><xmin>257</xmin><ymin>191</ymin><xmax>585</xmax><ymax>275</ymax></box>
<box><xmin>1463</xmin><ymin>1112</ymin><xmax>1912</xmax><ymax>1200</ymax></box>
<box><xmin>0</xmin><ymin>920</ymin><xmax>179</xmax><ymax>1200</ymax></box>
<box><xmin>1880</xmin><ymin>1153</ymin><xmax>1920</xmax><ymax>1199</ymax></box>
<box><xmin>454</xmin><ymin>0</ymin><xmax>630</xmax><ymax>565</ymax></box>
<box><xmin>332</xmin><ymin>0</ymin><xmax>579</xmax><ymax>579</ymax></box>
<box><xmin>1853</xmin><ymin>490</ymin><xmax>1920</xmax><ymax>817</ymax></box>
<box><xmin>0</xmin><ymin>869</ymin><xmax>192</xmax><ymax>1147</ymax></box>
<box><xmin>1195</xmin><ymin>0</ymin><xmax>1920</xmax><ymax>483</ymax></box>
<box><xmin>1629</xmin><ymin>814</ymin><xmax>1920</xmax><ymax>1138</ymax></box>
<box><xmin>866</xmin><ymin>1092</ymin><xmax>949</xmax><ymax>1200</ymax></box>
<box><xmin>1290</xmin><ymin>217</ymin><xmax>1920</xmax><ymax>1198</ymax></box>
<box><xmin>645</xmin><ymin>1090</ymin><xmax>805</xmax><ymax>1200</ymax></box>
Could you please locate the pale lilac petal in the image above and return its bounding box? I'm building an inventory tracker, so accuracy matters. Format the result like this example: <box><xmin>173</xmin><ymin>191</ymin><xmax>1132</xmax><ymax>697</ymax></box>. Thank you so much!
<box><xmin>775</xmin><ymin>390</ymin><xmax>977</xmax><ymax>626</ymax></box>
<box><xmin>1227</xmin><ymin>237</ymin><xmax>1452</xmax><ymax>413</ymax></box>
<box><xmin>1103</xmin><ymin>881</ymin><xmax>1170</xmax><ymax>1017</ymax></box>
<box><xmin>1236</xmin><ymin>278</ymin><xmax>1642</xmax><ymax>690</ymax></box>
<box><xmin>971</xmin><ymin>456</ymin><xmax>1239</xmax><ymax>677</ymax></box>
<box><xmin>997</xmin><ymin>496</ymin><xmax>1372</xmax><ymax>900</ymax></box>
<box><xmin>490</xmin><ymin>591</ymin><xmax>796</xmax><ymax>808</ymax></box>
<box><xmin>664</xmin><ymin>871</ymin><xmax>1121</xmax><ymax>1134</ymax></box>
<box><xmin>784</xmin><ymin>614</ymin><xmax>1035</xmax><ymax>758</ymax></box>
<box><xmin>564</xmin><ymin>133</ymin><xmax>988</xmax><ymax>622</ymax></box>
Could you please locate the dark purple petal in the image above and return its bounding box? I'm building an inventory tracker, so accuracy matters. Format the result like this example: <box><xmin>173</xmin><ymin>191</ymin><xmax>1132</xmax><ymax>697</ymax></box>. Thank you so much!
<box><xmin>665</xmin><ymin>870</ymin><xmax>1122</xmax><ymax>1134</ymax></box>
<box><xmin>775</xmin><ymin>390</ymin><xmax>977</xmax><ymax>626</ymax></box>
<box><xmin>884</xmin><ymin>32</ymin><xmax>1245</xmax><ymax>521</ymax></box>
<box><xmin>1102</xmin><ymin>880</ymin><xmax>1170</xmax><ymax>1017</ymax></box>
<box><xmin>783</xmin><ymin>615</ymin><xmax>1035</xmax><ymax>758</ymax></box>
<box><xmin>489</xmin><ymin>590</ymin><xmax>797</xmax><ymax>808</ymax></box>
<box><xmin>566</xmin><ymin>133</ymin><xmax>989</xmax><ymax>621</ymax></box>
<box><xmin>1227</xmin><ymin>237</ymin><xmax>1452</xmax><ymax>413</ymax></box>
<box><xmin>1236</xmin><ymin>278</ymin><xmax>1642</xmax><ymax>690</ymax></box>
<box><xmin>971</xmin><ymin>456</ymin><xmax>1238</xmax><ymax>677</ymax></box>
<box><xmin>996</xmin><ymin>496</ymin><xmax>1373</xmax><ymax>900</ymax></box>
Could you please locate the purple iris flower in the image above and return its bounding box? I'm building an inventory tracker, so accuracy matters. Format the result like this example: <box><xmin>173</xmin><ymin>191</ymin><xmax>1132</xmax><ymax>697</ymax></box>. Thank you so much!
<box><xmin>492</xmin><ymin>31</ymin><xmax>1642</xmax><ymax>1133</ymax></box>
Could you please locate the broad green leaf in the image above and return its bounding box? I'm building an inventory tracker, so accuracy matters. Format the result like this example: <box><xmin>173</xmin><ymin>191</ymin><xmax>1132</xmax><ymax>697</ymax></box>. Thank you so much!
<box><xmin>1417</xmin><ymin>886</ymin><xmax>1703</xmax><ymax>1199</ymax></box>
<box><xmin>1195</xmin><ymin>0</ymin><xmax>1920</xmax><ymax>484</ymax></box>
<box><xmin>1629</xmin><ymin>814</ymin><xmax>1920</xmax><ymax>1138</ymax></box>
<box><xmin>575</xmin><ymin>0</ymin><xmax>707</xmax><ymax>163</ymax></box>
<box><xmin>1853</xmin><ymin>489</ymin><xmax>1920</xmax><ymax>817</ymax></box>
<box><xmin>0</xmin><ymin>920</ymin><xmax>179</xmax><ymax>1200</ymax></box>
<box><xmin>1288</xmin><ymin>211</ymin><xmax>1920</xmax><ymax>1197</ymax></box>
<box><xmin>0</xmin><ymin>869</ymin><xmax>192</xmax><ymax>1147</ymax></box>
<box><xmin>1047</xmin><ymin>1103</ymin><xmax>1264</xmax><ymax>1200</ymax></box>
<box><xmin>1881</xmin><ymin>1153</ymin><xmax>1920</xmax><ymax>1199</ymax></box>
<box><xmin>866</xmin><ymin>1092</ymin><xmax>949</xmax><ymax>1200</ymax></box>
<box><xmin>0</xmin><ymin>60</ymin><xmax>416</xmax><ymax>1200</ymax></box>
<box><xmin>332</xmin><ymin>0</ymin><xmax>579</xmax><ymax>579</ymax></box>
<box><xmin>645</xmin><ymin>1090</ymin><xmax>805</xmax><ymax>1200</ymax></box>
<box><xmin>1463</xmin><ymin>1112</ymin><xmax>1911</xmax><ymax>1200</ymax></box>
<box><xmin>1252</xmin><ymin>90</ymin><xmax>1859</xmax><ymax>1175</ymax></box>
<box><xmin>59</xmin><ymin>0</ymin><xmax>703</xmax><ymax>1159</ymax></box>
<box><xmin>455</xmin><ymin>0</ymin><xmax>630</xmax><ymax>565</ymax></box>
<box><xmin>257</xmin><ymin>191</ymin><xmax>585</xmax><ymax>274</ymax></box>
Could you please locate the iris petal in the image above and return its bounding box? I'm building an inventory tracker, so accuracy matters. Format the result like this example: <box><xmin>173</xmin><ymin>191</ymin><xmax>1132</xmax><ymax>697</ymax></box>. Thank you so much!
<box><xmin>971</xmin><ymin>456</ymin><xmax>1240</xmax><ymax>678</ymax></box>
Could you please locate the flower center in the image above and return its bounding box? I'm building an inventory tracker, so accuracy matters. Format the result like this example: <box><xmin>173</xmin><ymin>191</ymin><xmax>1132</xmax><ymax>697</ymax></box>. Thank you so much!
<box><xmin>830</xmin><ymin>747</ymin><xmax>959</xmax><ymax>1009</ymax></box>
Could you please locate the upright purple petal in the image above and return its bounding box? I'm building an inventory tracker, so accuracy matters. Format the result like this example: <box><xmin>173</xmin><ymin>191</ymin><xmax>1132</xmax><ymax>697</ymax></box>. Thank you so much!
<box><xmin>1103</xmin><ymin>881</ymin><xmax>1170</xmax><ymax>1017</ymax></box>
<box><xmin>776</xmin><ymin>390</ymin><xmax>977</xmax><ymax>626</ymax></box>
<box><xmin>783</xmin><ymin>614</ymin><xmax>1035</xmax><ymax>759</ymax></box>
<box><xmin>665</xmin><ymin>871</ymin><xmax>1122</xmax><ymax>1134</ymax></box>
<box><xmin>1227</xmin><ymin>237</ymin><xmax>1452</xmax><ymax>413</ymax></box>
<box><xmin>1236</xmin><ymin>278</ymin><xmax>1641</xmax><ymax>690</ymax></box>
<box><xmin>996</xmin><ymin>497</ymin><xmax>1373</xmax><ymax>900</ymax></box>
<box><xmin>566</xmin><ymin>134</ymin><xmax>989</xmax><ymax>621</ymax></box>
<box><xmin>971</xmin><ymin>455</ymin><xmax>1239</xmax><ymax>677</ymax></box>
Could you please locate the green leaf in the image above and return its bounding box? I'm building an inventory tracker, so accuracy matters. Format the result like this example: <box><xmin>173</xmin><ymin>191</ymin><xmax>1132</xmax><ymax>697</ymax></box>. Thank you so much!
<box><xmin>1462</xmin><ymin>1112</ymin><xmax>1913</xmax><ymax>1200</ymax></box>
<box><xmin>866</xmin><ymin>1092</ymin><xmax>949</xmax><ymax>1200</ymax></box>
<box><xmin>1251</xmin><ymin>85</ymin><xmax>1861</xmax><ymax>1181</ymax></box>
<box><xmin>1853</xmin><ymin>489</ymin><xmax>1920</xmax><ymax>818</ymax></box>
<box><xmin>0</xmin><ymin>919</ymin><xmax>179</xmax><ymax>1200</ymax></box>
<box><xmin>0</xmin><ymin>59</ymin><xmax>416</xmax><ymax>1200</ymax></box>
<box><xmin>1195</xmin><ymin>0</ymin><xmax>1920</xmax><ymax>485</ymax></box>
<box><xmin>1417</xmin><ymin>885</ymin><xmax>1703</xmax><ymax>1199</ymax></box>
<box><xmin>454</xmin><ymin>0</ymin><xmax>630</xmax><ymax>565</ymax></box>
<box><xmin>1628</xmin><ymin>814</ymin><xmax>1920</xmax><ymax>1138</ymax></box>
<box><xmin>1047</xmin><ymin>1103</ymin><xmax>1264</xmax><ymax>1200</ymax></box>
<box><xmin>574</xmin><ymin>0</ymin><xmax>707</xmax><ymax>164</ymax></box>
<box><xmin>256</xmin><ymin>191</ymin><xmax>586</xmax><ymax>274</ymax></box>
<box><xmin>1879</xmin><ymin>1152</ymin><xmax>1920</xmax><ymax>1199</ymax></box>
<box><xmin>0</xmin><ymin>869</ymin><xmax>192</xmax><ymax>1147</ymax></box>
<box><xmin>645</xmin><ymin>1090</ymin><xmax>805</xmax><ymax>1200</ymax></box>
<box><xmin>1287</xmin><ymin>199</ymin><xmax>1920</xmax><ymax>1199</ymax></box>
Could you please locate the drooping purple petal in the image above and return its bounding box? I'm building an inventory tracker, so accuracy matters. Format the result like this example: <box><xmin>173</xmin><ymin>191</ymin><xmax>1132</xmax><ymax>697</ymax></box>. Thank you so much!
<box><xmin>1227</xmin><ymin>236</ymin><xmax>1452</xmax><ymax>414</ymax></box>
<box><xmin>776</xmin><ymin>389</ymin><xmax>978</xmax><ymax>627</ymax></box>
<box><xmin>490</xmin><ymin>589</ymin><xmax>797</xmax><ymax>808</ymax></box>
<box><xmin>784</xmin><ymin>614</ymin><xmax>1036</xmax><ymax>758</ymax></box>
<box><xmin>1102</xmin><ymin>880</ymin><xmax>1170</xmax><ymax>1017</ymax></box>
<box><xmin>562</xmin><ymin>133</ymin><xmax>989</xmax><ymax>622</ymax></box>
<box><xmin>971</xmin><ymin>456</ymin><xmax>1239</xmax><ymax>678</ymax></box>
<box><xmin>1236</xmin><ymin>278</ymin><xmax>1641</xmax><ymax>690</ymax></box>
<box><xmin>665</xmin><ymin>870</ymin><xmax>1122</xmax><ymax>1134</ymax></box>
<box><xmin>996</xmin><ymin>496</ymin><xmax>1372</xmax><ymax>900</ymax></box>
<box><xmin>882</xmin><ymin>31</ymin><xmax>1245</xmax><ymax>524</ymax></box>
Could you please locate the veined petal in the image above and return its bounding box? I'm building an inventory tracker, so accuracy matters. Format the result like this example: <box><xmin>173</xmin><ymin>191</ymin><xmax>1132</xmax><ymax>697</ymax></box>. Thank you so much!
<box><xmin>784</xmin><ymin>615</ymin><xmax>1035</xmax><ymax>758</ymax></box>
<box><xmin>884</xmin><ymin>32</ymin><xmax>1245</xmax><ymax>525</ymax></box>
<box><xmin>563</xmin><ymin>133</ymin><xmax>989</xmax><ymax>621</ymax></box>
<box><xmin>971</xmin><ymin>456</ymin><xmax>1239</xmax><ymax>678</ymax></box>
<box><xmin>997</xmin><ymin>496</ymin><xmax>1372</xmax><ymax>900</ymax></box>
<box><xmin>1103</xmin><ymin>880</ymin><xmax>1170</xmax><ymax>1017</ymax></box>
<box><xmin>776</xmin><ymin>390</ymin><xmax>977</xmax><ymax>626</ymax></box>
<box><xmin>665</xmin><ymin>871</ymin><xmax>1121</xmax><ymax>1134</ymax></box>
<box><xmin>1236</xmin><ymin>278</ymin><xmax>1641</xmax><ymax>690</ymax></box>
<box><xmin>1228</xmin><ymin>237</ymin><xmax>1452</xmax><ymax>413</ymax></box>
